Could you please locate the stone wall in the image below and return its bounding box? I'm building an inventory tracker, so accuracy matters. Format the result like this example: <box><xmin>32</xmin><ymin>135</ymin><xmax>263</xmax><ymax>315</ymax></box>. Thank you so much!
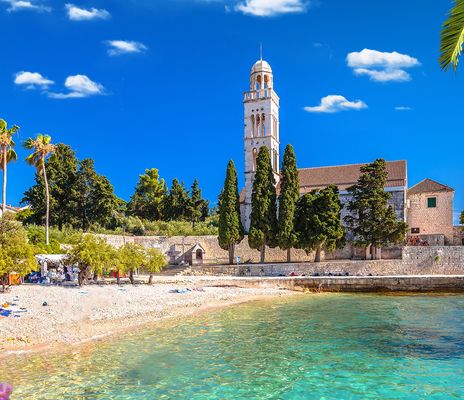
<box><xmin>453</xmin><ymin>226</ymin><xmax>464</xmax><ymax>245</ymax></box>
<box><xmin>96</xmin><ymin>234</ymin><xmax>402</xmax><ymax>265</ymax></box>
<box><xmin>189</xmin><ymin>246</ymin><xmax>464</xmax><ymax>277</ymax></box>
<box><xmin>407</xmin><ymin>190</ymin><xmax>454</xmax><ymax>242</ymax></box>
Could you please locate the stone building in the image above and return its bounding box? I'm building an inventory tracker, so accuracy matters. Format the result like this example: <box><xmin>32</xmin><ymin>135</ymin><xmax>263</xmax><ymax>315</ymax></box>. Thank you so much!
<box><xmin>406</xmin><ymin>178</ymin><xmax>455</xmax><ymax>244</ymax></box>
<box><xmin>240</xmin><ymin>57</ymin><xmax>407</xmax><ymax>231</ymax></box>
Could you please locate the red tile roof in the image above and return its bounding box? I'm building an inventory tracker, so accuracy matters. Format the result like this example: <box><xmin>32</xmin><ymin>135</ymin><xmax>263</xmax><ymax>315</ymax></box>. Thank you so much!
<box><xmin>408</xmin><ymin>178</ymin><xmax>454</xmax><ymax>195</ymax></box>
<box><xmin>298</xmin><ymin>160</ymin><xmax>407</xmax><ymax>192</ymax></box>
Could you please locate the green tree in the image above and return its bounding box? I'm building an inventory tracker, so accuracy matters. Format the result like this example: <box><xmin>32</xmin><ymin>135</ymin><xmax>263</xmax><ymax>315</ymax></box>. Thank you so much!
<box><xmin>440</xmin><ymin>0</ymin><xmax>464</xmax><ymax>71</ymax></box>
<box><xmin>0</xmin><ymin>215</ymin><xmax>37</xmax><ymax>291</ymax></box>
<box><xmin>144</xmin><ymin>248</ymin><xmax>167</xmax><ymax>283</ymax></box>
<box><xmin>0</xmin><ymin>119</ymin><xmax>19</xmax><ymax>214</ymax></box>
<box><xmin>24</xmin><ymin>134</ymin><xmax>56</xmax><ymax>245</ymax></box>
<box><xmin>188</xmin><ymin>179</ymin><xmax>209</xmax><ymax>228</ymax></box>
<box><xmin>75</xmin><ymin>159</ymin><xmax>120</xmax><ymax>231</ymax></box>
<box><xmin>295</xmin><ymin>186</ymin><xmax>345</xmax><ymax>262</ymax></box>
<box><xmin>345</xmin><ymin>159</ymin><xmax>408</xmax><ymax>259</ymax></box>
<box><xmin>218</xmin><ymin>160</ymin><xmax>244</xmax><ymax>264</ymax></box>
<box><xmin>68</xmin><ymin>234</ymin><xmax>113</xmax><ymax>286</ymax></box>
<box><xmin>248</xmin><ymin>146</ymin><xmax>277</xmax><ymax>263</ymax></box>
<box><xmin>164</xmin><ymin>179</ymin><xmax>190</xmax><ymax>221</ymax></box>
<box><xmin>460</xmin><ymin>210</ymin><xmax>464</xmax><ymax>225</ymax></box>
<box><xmin>116</xmin><ymin>243</ymin><xmax>145</xmax><ymax>284</ymax></box>
<box><xmin>277</xmin><ymin>144</ymin><xmax>299</xmax><ymax>262</ymax></box>
<box><xmin>22</xmin><ymin>144</ymin><xmax>79</xmax><ymax>230</ymax></box>
<box><xmin>127</xmin><ymin>168</ymin><xmax>167</xmax><ymax>221</ymax></box>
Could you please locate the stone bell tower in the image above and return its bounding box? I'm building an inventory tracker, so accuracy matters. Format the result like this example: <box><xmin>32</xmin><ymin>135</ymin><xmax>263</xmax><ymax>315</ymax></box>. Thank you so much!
<box><xmin>241</xmin><ymin>56</ymin><xmax>280</xmax><ymax>231</ymax></box>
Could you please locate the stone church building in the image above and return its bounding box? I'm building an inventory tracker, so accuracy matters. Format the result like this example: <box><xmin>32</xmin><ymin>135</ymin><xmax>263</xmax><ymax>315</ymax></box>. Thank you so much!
<box><xmin>239</xmin><ymin>57</ymin><xmax>457</xmax><ymax>244</ymax></box>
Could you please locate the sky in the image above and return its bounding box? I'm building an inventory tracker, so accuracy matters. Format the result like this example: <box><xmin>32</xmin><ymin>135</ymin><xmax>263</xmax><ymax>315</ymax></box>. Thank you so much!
<box><xmin>0</xmin><ymin>0</ymin><xmax>463</xmax><ymax>222</ymax></box>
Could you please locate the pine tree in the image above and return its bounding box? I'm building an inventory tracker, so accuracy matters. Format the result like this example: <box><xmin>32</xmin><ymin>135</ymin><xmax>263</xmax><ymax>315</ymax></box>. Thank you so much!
<box><xmin>277</xmin><ymin>144</ymin><xmax>299</xmax><ymax>262</ymax></box>
<box><xmin>127</xmin><ymin>168</ymin><xmax>167</xmax><ymax>221</ymax></box>
<box><xmin>189</xmin><ymin>179</ymin><xmax>204</xmax><ymax>228</ymax></box>
<box><xmin>218</xmin><ymin>160</ymin><xmax>244</xmax><ymax>264</ymax></box>
<box><xmin>164</xmin><ymin>179</ymin><xmax>190</xmax><ymax>221</ymax></box>
<box><xmin>295</xmin><ymin>185</ymin><xmax>345</xmax><ymax>262</ymax></box>
<box><xmin>248</xmin><ymin>146</ymin><xmax>277</xmax><ymax>263</ymax></box>
<box><xmin>345</xmin><ymin>159</ymin><xmax>408</xmax><ymax>259</ymax></box>
<box><xmin>22</xmin><ymin>144</ymin><xmax>78</xmax><ymax>229</ymax></box>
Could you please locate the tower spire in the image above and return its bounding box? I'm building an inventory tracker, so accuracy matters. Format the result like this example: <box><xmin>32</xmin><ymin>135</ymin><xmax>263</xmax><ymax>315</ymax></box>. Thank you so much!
<box><xmin>260</xmin><ymin>43</ymin><xmax>263</xmax><ymax>61</ymax></box>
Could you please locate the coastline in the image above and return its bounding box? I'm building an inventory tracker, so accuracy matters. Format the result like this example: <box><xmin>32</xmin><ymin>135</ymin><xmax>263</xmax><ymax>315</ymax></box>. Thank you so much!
<box><xmin>0</xmin><ymin>280</ymin><xmax>296</xmax><ymax>359</ymax></box>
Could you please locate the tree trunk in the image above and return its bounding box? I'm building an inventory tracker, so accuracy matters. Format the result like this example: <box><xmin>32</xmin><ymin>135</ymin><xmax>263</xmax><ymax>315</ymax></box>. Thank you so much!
<box><xmin>43</xmin><ymin>164</ymin><xmax>50</xmax><ymax>246</ymax></box>
<box><xmin>287</xmin><ymin>248</ymin><xmax>291</xmax><ymax>263</ymax></box>
<box><xmin>129</xmin><ymin>269</ymin><xmax>135</xmax><ymax>285</ymax></box>
<box><xmin>228</xmin><ymin>243</ymin><xmax>235</xmax><ymax>265</ymax></box>
<box><xmin>2</xmin><ymin>148</ymin><xmax>7</xmax><ymax>215</ymax></box>
<box><xmin>148</xmin><ymin>273</ymin><xmax>153</xmax><ymax>284</ymax></box>
<box><xmin>371</xmin><ymin>246</ymin><xmax>376</xmax><ymax>260</ymax></box>
<box><xmin>116</xmin><ymin>271</ymin><xmax>121</xmax><ymax>285</ymax></box>
<box><xmin>315</xmin><ymin>247</ymin><xmax>322</xmax><ymax>263</ymax></box>
<box><xmin>1</xmin><ymin>274</ymin><xmax>5</xmax><ymax>293</ymax></box>
<box><xmin>260</xmin><ymin>244</ymin><xmax>265</xmax><ymax>263</ymax></box>
<box><xmin>93</xmin><ymin>271</ymin><xmax>98</xmax><ymax>282</ymax></box>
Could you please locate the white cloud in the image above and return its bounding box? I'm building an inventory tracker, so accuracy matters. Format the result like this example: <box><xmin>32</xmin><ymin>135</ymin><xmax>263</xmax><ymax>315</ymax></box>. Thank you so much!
<box><xmin>304</xmin><ymin>95</ymin><xmax>367</xmax><ymax>113</ymax></box>
<box><xmin>105</xmin><ymin>40</ymin><xmax>147</xmax><ymax>56</ymax></box>
<box><xmin>346</xmin><ymin>48</ymin><xmax>420</xmax><ymax>82</ymax></box>
<box><xmin>235</xmin><ymin>0</ymin><xmax>307</xmax><ymax>16</ymax></box>
<box><xmin>48</xmin><ymin>75</ymin><xmax>105</xmax><ymax>99</ymax></box>
<box><xmin>14</xmin><ymin>71</ymin><xmax>54</xmax><ymax>89</ymax></box>
<box><xmin>65</xmin><ymin>3</ymin><xmax>110</xmax><ymax>20</ymax></box>
<box><xmin>395</xmin><ymin>106</ymin><xmax>412</xmax><ymax>111</ymax></box>
<box><xmin>2</xmin><ymin>0</ymin><xmax>50</xmax><ymax>12</ymax></box>
<box><xmin>353</xmin><ymin>68</ymin><xmax>411</xmax><ymax>82</ymax></box>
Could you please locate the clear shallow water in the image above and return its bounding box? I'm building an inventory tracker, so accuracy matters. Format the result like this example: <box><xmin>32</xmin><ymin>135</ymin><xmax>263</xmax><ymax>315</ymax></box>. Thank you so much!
<box><xmin>2</xmin><ymin>293</ymin><xmax>464</xmax><ymax>399</ymax></box>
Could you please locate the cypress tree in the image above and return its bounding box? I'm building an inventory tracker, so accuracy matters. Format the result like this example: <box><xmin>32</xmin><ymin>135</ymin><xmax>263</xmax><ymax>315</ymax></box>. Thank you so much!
<box><xmin>248</xmin><ymin>146</ymin><xmax>277</xmax><ymax>263</ymax></box>
<box><xmin>277</xmin><ymin>144</ymin><xmax>300</xmax><ymax>262</ymax></box>
<box><xmin>295</xmin><ymin>185</ymin><xmax>345</xmax><ymax>262</ymax></box>
<box><xmin>189</xmin><ymin>179</ymin><xmax>203</xmax><ymax>228</ymax></box>
<box><xmin>218</xmin><ymin>160</ymin><xmax>244</xmax><ymax>264</ymax></box>
<box><xmin>345</xmin><ymin>159</ymin><xmax>408</xmax><ymax>259</ymax></box>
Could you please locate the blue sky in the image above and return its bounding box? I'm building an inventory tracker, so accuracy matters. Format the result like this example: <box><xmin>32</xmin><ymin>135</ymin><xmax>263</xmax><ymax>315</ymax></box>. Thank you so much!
<box><xmin>1</xmin><ymin>0</ymin><xmax>462</xmax><ymax>221</ymax></box>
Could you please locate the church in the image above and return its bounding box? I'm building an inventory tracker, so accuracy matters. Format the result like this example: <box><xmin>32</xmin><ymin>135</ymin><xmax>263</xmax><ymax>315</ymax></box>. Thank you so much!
<box><xmin>239</xmin><ymin>57</ymin><xmax>457</xmax><ymax>245</ymax></box>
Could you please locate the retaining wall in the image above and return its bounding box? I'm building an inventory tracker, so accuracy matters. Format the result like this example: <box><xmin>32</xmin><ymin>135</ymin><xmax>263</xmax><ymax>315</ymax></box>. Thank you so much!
<box><xmin>97</xmin><ymin>234</ymin><xmax>401</xmax><ymax>264</ymax></box>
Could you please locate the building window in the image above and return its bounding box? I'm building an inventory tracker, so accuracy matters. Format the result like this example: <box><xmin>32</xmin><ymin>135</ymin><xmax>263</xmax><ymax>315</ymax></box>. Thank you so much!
<box><xmin>411</xmin><ymin>228</ymin><xmax>420</xmax><ymax>234</ymax></box>
<box><xmin>427</xmin><ymin>197</ymin><xmax>437</xmax><ymax>208</ymax></box>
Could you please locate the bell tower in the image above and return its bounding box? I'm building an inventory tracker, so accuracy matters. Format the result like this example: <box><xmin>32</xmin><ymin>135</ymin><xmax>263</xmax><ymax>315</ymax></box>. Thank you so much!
<box><xmin>242</xmin><ymin>56</ymin><xmax>280</xmax><ymax>231</ymax></box>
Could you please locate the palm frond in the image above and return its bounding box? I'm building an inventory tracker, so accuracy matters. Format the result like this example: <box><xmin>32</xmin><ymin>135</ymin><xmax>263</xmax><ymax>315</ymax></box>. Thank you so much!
<box><xmin>0</xmin><ymin>119</ymin><xmax>6</xmax><ymax>131</ymax></box>
<box><xmin>23</xmin><ymin>137</ymin><xmax>35</xmax><ymax>150</ymax></box>
<box><xmin>440</xmin><ymin>0</ymin><xmax>464</xmax><ymax>71</ymax></box>
<box><xmin>7</xmin><ymin>149</ymin><xmax>17</xmax><ymax>163</ymax></box>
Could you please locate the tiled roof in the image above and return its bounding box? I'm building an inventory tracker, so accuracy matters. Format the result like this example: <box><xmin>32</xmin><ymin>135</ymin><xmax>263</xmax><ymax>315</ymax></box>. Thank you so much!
<box><xmin>298</xmin><ymin>160</ymin><xmax>407</xmax><ymax>192</ymax></box>
<box><xmin>239</xmin><ymin>160</ymin><xmax>407</xmax><ymax>202</ymax></box>
<box><xmin>408</xmin><ymin>178</ymin><xmax>454</xmax><ymax>195</ymax></box>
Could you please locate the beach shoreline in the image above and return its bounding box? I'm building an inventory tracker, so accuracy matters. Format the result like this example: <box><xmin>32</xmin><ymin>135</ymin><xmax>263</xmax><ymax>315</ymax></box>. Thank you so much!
<box><xmin>0</xmin><ymin>279</ymin><xmax>296</xmax><ymax>359</ymax></box>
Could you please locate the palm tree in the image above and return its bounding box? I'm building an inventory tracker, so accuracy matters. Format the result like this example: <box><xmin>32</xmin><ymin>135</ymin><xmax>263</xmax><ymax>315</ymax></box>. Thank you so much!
<box><xmin>23</xmin><ymin>134</ymin><xmax>55</xmax><ymax>245</ymax></box>
<box><xmin>0</xmin><ymin>119</ymin><xmax>19</xmax><ymax>214</ymax></box>
<box><xmin>440</xmin><ymin>0</ymin><xmax>464</xmax><ymax>71</ymax></box>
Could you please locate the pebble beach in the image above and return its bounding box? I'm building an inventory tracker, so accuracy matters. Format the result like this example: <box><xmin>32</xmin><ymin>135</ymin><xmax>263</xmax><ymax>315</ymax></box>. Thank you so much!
<box><xmin>0</xmin><ymin>278</ymin><xmax>293</xmax><ymax>356</ymax></box>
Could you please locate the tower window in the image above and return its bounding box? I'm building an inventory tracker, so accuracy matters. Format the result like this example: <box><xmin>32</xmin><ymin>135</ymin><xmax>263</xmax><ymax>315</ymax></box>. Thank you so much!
<box><xmin>427</xmin><ymin>197</ymin><xmax>437</xmax><ymax>208</ymax></box>
<box><xmin>252</xmin><ymin>148</ymin><xmax>257</xmax><ymax>171</ymax></box>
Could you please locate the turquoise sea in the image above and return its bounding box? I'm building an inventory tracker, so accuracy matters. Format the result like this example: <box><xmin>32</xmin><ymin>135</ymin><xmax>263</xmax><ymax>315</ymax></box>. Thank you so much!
<box><xmin>2</xmin><ymin>293</ymin><xmax>464</xmax><ymax>399</ymax></box>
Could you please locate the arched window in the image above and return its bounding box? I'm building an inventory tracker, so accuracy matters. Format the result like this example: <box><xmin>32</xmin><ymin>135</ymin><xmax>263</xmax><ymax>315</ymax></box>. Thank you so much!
<box><xmin>250</xmin><ymin>115</ymin><xmax>255</xmax><ymax>137</ymax></box>
<box><xmin>252</xmin><ymin>148</ymin><xmax>258</xmax><ymax>171</ymax></box>
<box><xmin>256</xmin><ymin>75</ymin><xmax>262</xmax><ymax>90</ymax></box>
<box><xmin>273</xmin><ymin>117</ymin><xmax>278</xmax><ymax>138</ymax></box>
<box><xmin>264</xmin><ymin>74</ymin><xmax>269</xmax><ymax>89</ymax></box>
<box><xmin>261</xmin><ymin>113</ymin><xmax>266</xmax><ymax>136</ymax></box>
<box><xmin>256</xmin><ymin>114</ymin><xmax>261</xmax><ymax>137</ymax></box>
